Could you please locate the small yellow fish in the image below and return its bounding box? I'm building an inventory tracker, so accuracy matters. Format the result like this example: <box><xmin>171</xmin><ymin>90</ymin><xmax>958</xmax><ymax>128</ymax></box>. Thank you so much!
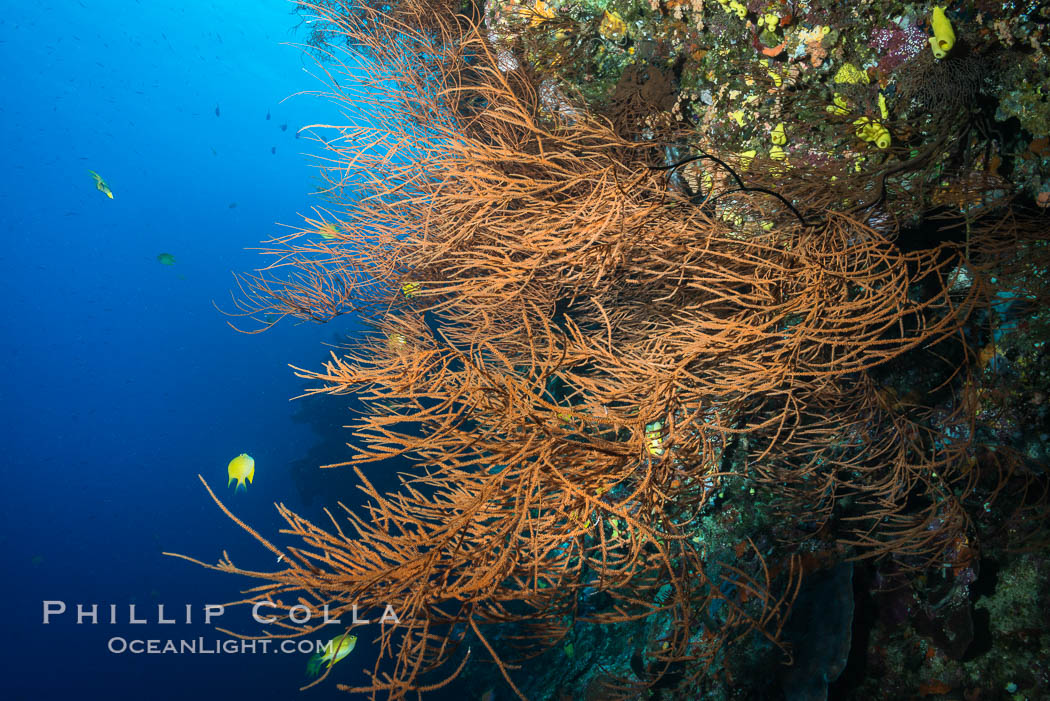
<box><xmin>88</xmin><ymin>170</ymin><xmax>113</xmax><ymax>199</ymax></box>
<box><xmin>227</xmin><ymin>453</ymin><xmax>255</xmax><ymax>491</ymax></box>
<box><xmin>978</xmin><ymin>343</ymin><xmax>1000</xmax><ymax>369</ymax></box>
<box><xmin>317</xmin><ymin>222</ymin><xmax>340</xmax><ymax>240</ymax></box>
<box><xmin>306</xmin><ymin>632</ymin><xmax>357</xmax><ymax>678</ymax></box>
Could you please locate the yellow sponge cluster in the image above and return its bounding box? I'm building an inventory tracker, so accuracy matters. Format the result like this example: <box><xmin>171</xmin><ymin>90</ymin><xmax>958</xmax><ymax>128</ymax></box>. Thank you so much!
<box><xmin>854</xmin><ymin>117</ymin><xmax>891</xmax><ymax>149</ymax></box>
<box><xmin>929</xmin><ymin>7</ymin><xmax>955</xmax><ymax>59</ymax></box>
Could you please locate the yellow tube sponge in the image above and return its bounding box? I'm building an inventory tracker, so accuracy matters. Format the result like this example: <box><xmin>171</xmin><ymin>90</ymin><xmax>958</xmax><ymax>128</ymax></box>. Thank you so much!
<box><xmin>770</xmin><ymin>122</ymin><xmax>787</xmax><ymax>146</ymax></box>
<box><xmin>826</xmin><ymin>93</ymin><xmax>849</xmax><ymax>116</ymax></box>
<box><xmin>872</xmin><ymin>126</ymin><xmax>891</xmax><ymax>149</ymax></box>
<box><xmin>599</xmin><ymin>11</ymin><xmax>627</xmax><ymax>40</ymax></box>
<box><xmin>854</xmin><ymin>117</ymin><xmax>892</xmax><ymax>149</ymax></box>
<box><xmin>929</xmin><ymin>7</ymin><xmax>955</xmax><ymax>59</ymax></box>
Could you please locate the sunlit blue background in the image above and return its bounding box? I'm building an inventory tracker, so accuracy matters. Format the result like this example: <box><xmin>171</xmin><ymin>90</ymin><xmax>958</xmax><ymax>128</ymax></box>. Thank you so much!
<box><xmin>0</xmin><ymin>1</ymin><xmax>387</xmax><ymax>697</ymax></box>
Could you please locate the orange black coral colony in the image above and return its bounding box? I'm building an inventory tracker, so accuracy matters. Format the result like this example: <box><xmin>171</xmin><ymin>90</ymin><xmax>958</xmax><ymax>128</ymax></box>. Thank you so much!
<box><xmin>171</xmin><ymin>0</ymin><xmax>1050</xmax><ymax>698</ymax></box>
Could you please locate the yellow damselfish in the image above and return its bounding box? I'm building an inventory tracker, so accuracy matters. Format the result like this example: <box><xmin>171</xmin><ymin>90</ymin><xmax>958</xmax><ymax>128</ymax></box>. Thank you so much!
<box><xmin>227</xmin><ymin>453</ymin><xmax>255</xmax><ymax>491</ymax></box>
<box><xmin>306</xmin><ymin>633</ymin><xmax>357</xmax><ymax>678</ymax></box>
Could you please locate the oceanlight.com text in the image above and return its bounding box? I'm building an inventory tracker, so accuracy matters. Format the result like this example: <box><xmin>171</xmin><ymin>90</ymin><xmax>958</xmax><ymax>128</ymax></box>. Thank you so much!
<box><xmin>107</xmin><ymin>638</ymin><xmax>334</xmax><ymax>655</ymax></box>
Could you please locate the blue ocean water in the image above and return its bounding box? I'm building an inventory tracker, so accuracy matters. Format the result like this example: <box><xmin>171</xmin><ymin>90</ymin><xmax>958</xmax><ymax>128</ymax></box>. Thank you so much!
<box><xmin>0</xmin><ymin>2</ymin><xmax>387</xmax><ymax>697</ymax></box>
